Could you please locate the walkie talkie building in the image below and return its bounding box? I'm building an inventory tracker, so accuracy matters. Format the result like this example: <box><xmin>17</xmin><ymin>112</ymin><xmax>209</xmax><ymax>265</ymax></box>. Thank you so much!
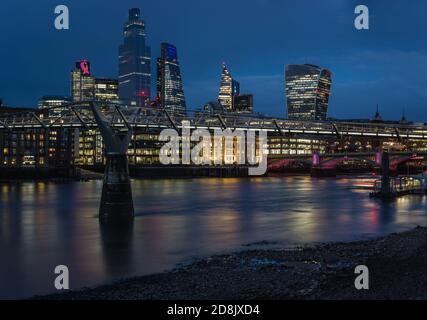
<box><xmin>285</xmin><ymin>64</ymin><xmax>332</xmax><ymax>121</ymax></box>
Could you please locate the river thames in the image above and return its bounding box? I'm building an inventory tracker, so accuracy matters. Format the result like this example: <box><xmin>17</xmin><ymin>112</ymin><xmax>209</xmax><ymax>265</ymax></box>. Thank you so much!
<box><xmin>1</xmin><ymin>176</ymin><xmax>427</xmax><ymax>299</ymax></box>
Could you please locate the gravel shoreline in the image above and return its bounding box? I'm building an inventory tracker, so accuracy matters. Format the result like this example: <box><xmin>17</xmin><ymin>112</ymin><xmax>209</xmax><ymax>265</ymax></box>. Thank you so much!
<box><xmin>40</xmin><ymin>226</ymin><xmax>427</xmax><ymax>300</ymax></box>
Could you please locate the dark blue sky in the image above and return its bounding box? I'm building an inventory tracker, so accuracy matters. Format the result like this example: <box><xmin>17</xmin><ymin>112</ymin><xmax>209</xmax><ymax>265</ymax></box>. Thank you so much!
<box><xmin>1</xmin><ymin>0</ymin><xmax>427</xmax><ymax>120</ymax></box>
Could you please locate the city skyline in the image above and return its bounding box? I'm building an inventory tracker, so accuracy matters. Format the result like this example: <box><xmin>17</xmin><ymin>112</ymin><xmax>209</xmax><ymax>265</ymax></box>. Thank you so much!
<box><xmin>3</xmin><ymin>1</ymin><xmax>427</xmax><ymax>303</ymax></box>
<box><xmin>2</xmin><ymin>1</ymin><xmax>427</xmax><ymax>120</ymax></box>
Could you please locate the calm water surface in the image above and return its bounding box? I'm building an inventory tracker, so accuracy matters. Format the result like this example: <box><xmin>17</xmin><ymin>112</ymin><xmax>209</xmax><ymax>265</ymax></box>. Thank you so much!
<box><xmin>1</xmin><ymin>176</ymin><xmax>427</xmax><ymax>298</ymax></box>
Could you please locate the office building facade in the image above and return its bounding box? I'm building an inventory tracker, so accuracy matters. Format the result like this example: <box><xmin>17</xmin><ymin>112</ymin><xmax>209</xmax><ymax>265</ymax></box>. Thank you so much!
<box><xmin>285</xmin><ymin>64</ymin><xmax>332</xmax><ymax>121</ymax></box>
<box><xmin>156</xmin><ymin>43</ymin><xmax>186</xmax><ymax>115</ymax></box>
<box><xmin>38</xmin><ymin>96</ymin><xmax>72</xmax><ymax>117</ymax></box>
<box><xmin>71</xmin><ymin>60</ymin><xmax>95</xmax><ymax>102</ymax></box>
<box><xmin>95</xmin><ymin>78</ymin><xmax>119</xmax><ymax>102</ymax></box>
<box><xmin>118</xmin><ymin>8</ymin><xmax>151</xmax><ymax>107</ymax></box>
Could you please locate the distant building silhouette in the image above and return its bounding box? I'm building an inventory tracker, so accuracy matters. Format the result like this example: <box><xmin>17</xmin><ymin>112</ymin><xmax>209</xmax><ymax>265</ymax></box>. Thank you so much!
<box><xmin>371</xmin><ymin>105</ymin><xmax>383</xmax><ymax>123</ymax></box>
<box><xmin>199</xmin><ymin>101</ymin><xmax>224</xmax><ymax>116</ymax></box>
<box><xmin>399</xmin><ymin>108</ymin><xmax>410</xmax><ymax>125</ymax></box>
<box><xmin>218</xmin><ymin>63</ymin><xmax>240</xmax><ymax>111</ymax></box>
<box><xmin>234</xmin><ymin>94</ymin><xmax>253</xmax><ymax>114</ymax></box>
<box><xmin>0</xmin><ymin>105</ymin><xmax>35</xmax><ymax>114</ymax></box>
<box><xmin>118</xmin><ymin>8</ymin><xmax>151</xmax><ymax>107</ymax></box>
<box><xmin>285</xmin><ymin>64</ymin><xmax>332</xmax><ymax>121</ymax></box>
<box><xmin>156</xmin><ymin>43</ymin><xmax>186</xmax><ymax>115</ymax></box>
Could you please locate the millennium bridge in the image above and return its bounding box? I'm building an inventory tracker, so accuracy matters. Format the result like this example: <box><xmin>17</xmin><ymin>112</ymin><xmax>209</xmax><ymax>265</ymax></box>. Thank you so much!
<box><xmin>1</xmin><ymin>102</ymin><xmax>427</xmax><ymax>139</ymax></box>
<box><xmin>1</xmin><ymin>101</ymin><xmax>427</xmax><ymax>176</ymax></box>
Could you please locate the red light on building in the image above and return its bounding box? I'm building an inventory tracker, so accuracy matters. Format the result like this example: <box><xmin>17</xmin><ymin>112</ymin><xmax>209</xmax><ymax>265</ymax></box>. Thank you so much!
<box><xmin>76</xmin><ymin>60</ymin><xmax>91</xmax><ymax>76</ymax></box>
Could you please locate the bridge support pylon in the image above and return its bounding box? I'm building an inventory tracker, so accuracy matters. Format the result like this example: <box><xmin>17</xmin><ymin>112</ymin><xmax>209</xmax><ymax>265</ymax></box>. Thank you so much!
<box><xmin>91</xmin><ymin>103</ymin><xmax>135</xmax><ymax>222</ymax></box>
<box><xmin>99</xmin><ymin>153</ymin><xmax>134</xmax><ymax>222</ymax></box>
<box><xmin>310</xmin><ymin>150</ymin><xmax>336</xmax><ymax>177</ymax></box>
<box><xmin>381</xmin><ymin>150</ymin><xmax>391</xmax><ymax>196</ymax></box>
<box><xmin>375</xmin><ymin>148</ymin><xmax>382</xmax><ymax>166</ymax></box>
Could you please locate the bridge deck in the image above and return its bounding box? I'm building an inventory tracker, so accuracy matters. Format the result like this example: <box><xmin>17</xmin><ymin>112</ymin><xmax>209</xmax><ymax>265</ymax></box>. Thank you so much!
<box><xmin>2</xmin><ymin>101</ymin><xmax>427</xmax><ymax>140</ymax></box>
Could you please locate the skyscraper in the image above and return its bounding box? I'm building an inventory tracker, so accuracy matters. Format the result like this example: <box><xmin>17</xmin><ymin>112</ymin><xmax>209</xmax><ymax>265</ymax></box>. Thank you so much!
<box><xmin>218</xmin><ymin>63</ymin><xmax>240</xmax><ymax>111</ymax></box>
<box><xmin>156</xmin><ymin>43</ymin><xmax>186</xmax><ymax>115</ymax></box>
<box><xmin>285</xmin><ymin>64</ymin><xmax>332</xmax><ymax>121</ymax></box>
<box><xmin>71</xmin><ymin>60</ymin><xmax>95</xmax><ymax>102</ymax></box>
<box><xmin>118</xmin><ymin>8</ymin><xmax>151</xmax><ymax>107</ymax></box>
<box><xmin>95</xmin><ymin>78</ymin><xmax>119</xmax><ymax>102</ymax></box>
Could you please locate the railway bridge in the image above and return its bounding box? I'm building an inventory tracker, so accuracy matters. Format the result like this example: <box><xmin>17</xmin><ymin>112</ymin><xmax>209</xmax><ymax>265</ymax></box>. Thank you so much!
<box><xmin>267</xmin><ymin>151</ymin><xmax>426</xmax><ymax>176</ymax></box>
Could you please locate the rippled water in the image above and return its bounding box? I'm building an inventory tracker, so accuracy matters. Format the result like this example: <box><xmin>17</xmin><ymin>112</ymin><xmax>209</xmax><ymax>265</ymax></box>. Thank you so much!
<box><xmin>1</xmin><ymin>176</ymin><xmax>427</xmax><ymax>298</ymax></box>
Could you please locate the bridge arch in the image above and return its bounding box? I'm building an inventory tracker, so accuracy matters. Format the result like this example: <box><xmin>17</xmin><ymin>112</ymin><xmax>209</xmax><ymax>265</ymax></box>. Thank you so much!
<box><xmin>389</xmin><ymin>154</ymin><xmax>424</xmax><ymax>171</ymax></box>
<box><xmin>267</xmin><ymin>158</ymin><xmax>310</xmax><ymax>172</ymax></box>
<box><xmin>319</xmin><ymin>156</ymin><xmax>377</xmax><ymax>169</ymax></box>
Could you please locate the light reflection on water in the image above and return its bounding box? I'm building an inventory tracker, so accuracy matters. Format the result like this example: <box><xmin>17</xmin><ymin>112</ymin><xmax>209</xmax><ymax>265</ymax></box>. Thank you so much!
<box><xmin>1</xmin><ymin>176</ymin><xmax>427</xmax><ymax>299</ymax></box>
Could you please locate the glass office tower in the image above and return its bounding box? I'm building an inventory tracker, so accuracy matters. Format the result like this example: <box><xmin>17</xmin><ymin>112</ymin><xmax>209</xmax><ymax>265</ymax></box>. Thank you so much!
<box><xmin>118</xmin><ymin>8</ymin><xmax>151</xmax><ymax>107</ymax></box>
<box><xmin>156</xmin><ymin>43</ymin><xmax>186</xmax><ymax>115</ymax></box>
<box><xmin>285</xmin><ymin>64</ymin><xmax>332</xmax><ymax>121</ymax></box>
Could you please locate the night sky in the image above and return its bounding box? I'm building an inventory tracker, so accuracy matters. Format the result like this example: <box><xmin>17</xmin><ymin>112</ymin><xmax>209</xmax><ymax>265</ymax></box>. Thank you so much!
<box><xmin>1</xmin><ymin>0</ymin><xmax>427</xmax><ymax>120</ymax></box>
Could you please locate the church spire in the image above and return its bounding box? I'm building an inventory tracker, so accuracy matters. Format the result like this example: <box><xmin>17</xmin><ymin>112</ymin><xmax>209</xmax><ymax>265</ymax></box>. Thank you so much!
<box><xmin>372</xmin><ymin>104</ymin><xmax>382</xmax><ymax>122</ymax></box>
<box><xmin>401</xmin><ymin>107</ymin><xmax>406</xmax><ymax>121</ymax></box>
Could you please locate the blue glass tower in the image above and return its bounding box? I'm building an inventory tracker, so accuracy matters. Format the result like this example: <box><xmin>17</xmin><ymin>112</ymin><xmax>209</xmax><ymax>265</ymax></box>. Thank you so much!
<box><xmin>156</xmin><ymin>43</ymin><xmax>186</xmax><ymax>115</ymax></box>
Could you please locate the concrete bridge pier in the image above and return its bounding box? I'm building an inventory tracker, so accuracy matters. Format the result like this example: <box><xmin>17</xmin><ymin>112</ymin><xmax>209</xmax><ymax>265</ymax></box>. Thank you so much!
<box><xmin>375</xmin><ymin>148</ymin><xmax>382</xmax><ymax>166</ymax></box>
<box><xmin>310</xmin><ymin>151</ymin><xmax>336</xmax><ymax>177</ymax></box>
<box><xmin>99</xmin><ymin>153</ymin><xmax>134</xmax><ymax>222</ymax></box>
<box><xmin>91</xmin><ymin>103</ymin><xmax>135</xmax><ymax>222</ymax></box>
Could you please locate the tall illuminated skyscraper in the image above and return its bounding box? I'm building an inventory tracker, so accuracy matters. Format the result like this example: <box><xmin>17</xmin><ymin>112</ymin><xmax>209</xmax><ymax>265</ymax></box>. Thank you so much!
<box><xmin>156</xmin><ymin>43</ymin><xmax>186</xmax><ymax>115</ymax></box>
<box><xmin>118</xmin><ymin>8</ymin><xmax>151</xmax><ymax>107</ymax></box>
<box><xmin>218</xmin><ymin>63</ymin><xmax>240</xmax><ymax>111</ymax></box>
<box><xmin>71</xmin><ymin>60</ymin><xmax>95</xmax><ymax>102</ymax></box>
<box><xmin>285</xmin><ymin>64</ymin><xmax>332</xmax><ymax>121</ymax></box>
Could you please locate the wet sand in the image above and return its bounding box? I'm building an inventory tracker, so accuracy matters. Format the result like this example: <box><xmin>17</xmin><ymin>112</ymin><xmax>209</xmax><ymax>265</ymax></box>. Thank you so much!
<box><xmin>38</xmin><ymin>226</ymin><xmax>427</xmax><ymax>300</ymax></box>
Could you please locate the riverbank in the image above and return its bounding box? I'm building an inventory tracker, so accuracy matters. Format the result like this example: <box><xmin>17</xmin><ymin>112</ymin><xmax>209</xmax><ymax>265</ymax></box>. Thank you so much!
<box><xmin>39</xmin><ymin>226</ymin><xmax>427</xmax><ymax>300</ymax></box>
<box><xmin>0</xmin><ymin>167</ymin><xmax>103</xmax><ymax>182</ymax></box>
